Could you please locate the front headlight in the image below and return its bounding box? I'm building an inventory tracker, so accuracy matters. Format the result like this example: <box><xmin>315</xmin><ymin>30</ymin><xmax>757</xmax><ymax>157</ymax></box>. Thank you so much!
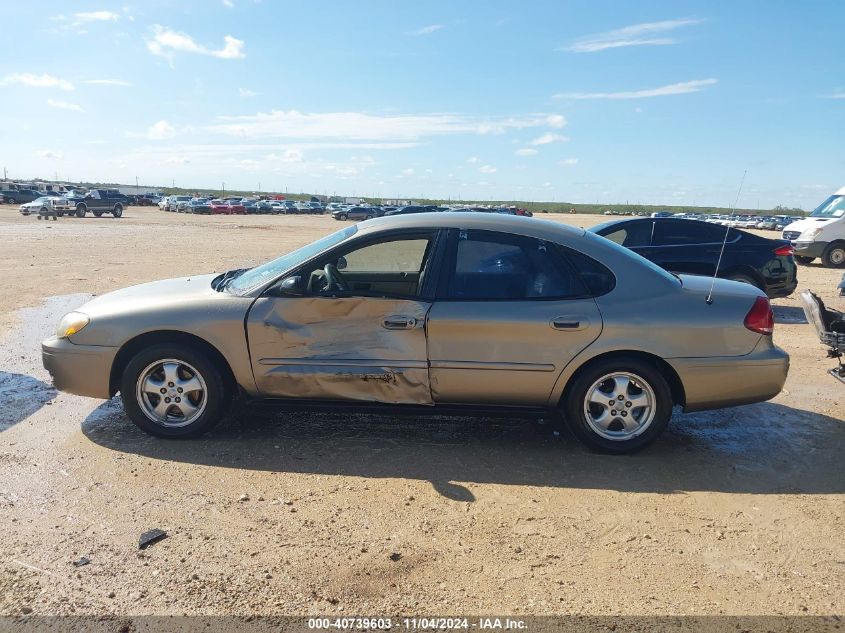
<box><xmin>799</xmin><ymin>228</ymin><xmax>822</xmax><ymax>240</ymax></box>
<box><xmin>57</xmin><ymin>312</ymin><xmax>90</xmax><ymax>338</ymax></box>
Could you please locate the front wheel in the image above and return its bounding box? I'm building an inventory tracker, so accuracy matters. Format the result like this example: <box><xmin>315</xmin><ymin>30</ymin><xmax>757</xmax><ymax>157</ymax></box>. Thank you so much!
<box><xmin>562</xmin><ymin>357</ymin><xmax>672</xmax><ymax>453</ymax></box>
<box><xmin>120</xmin><ymin>344</ymin><xmax>228</xmax><ymax>438</ymax></box>
<box><xmin>821</xmin><ymin>242</ymin><xmax>845</xmax><ymax>268</ymax></box>
<box><xmin>75</xmin><ymin>205</ymin><xmax>86</xmax><ymax>218</ymax></box>
<box><xmin>795</xmin><ymin>256</ymin><xmax>814</xmax><ymax>265</ymax></box>
<box><xmin>337</xmin><ymin>213</ymin><xmax>347</xmax><ymax>220</ymax></box>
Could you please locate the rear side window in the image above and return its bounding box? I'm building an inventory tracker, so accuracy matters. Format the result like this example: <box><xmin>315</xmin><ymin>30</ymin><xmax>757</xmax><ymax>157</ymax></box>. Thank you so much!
<box><xmin>602</xmin><ymin>221</ymin><xmax>653</xmax><ymax>247</ymax></box>
<box><xmin>652</xmin><ymin>220</ymin><xmax>726</xmax><ymax>245</ymax></box>
<box><xmin>559</xmin><ymin>247</ymin><xmax>616</xmax><ymax>296</ymax></box>
<box><xmin>446</xmin><ymin>230</ymin><xmax>583</xmax><ymax>300</ymax></box>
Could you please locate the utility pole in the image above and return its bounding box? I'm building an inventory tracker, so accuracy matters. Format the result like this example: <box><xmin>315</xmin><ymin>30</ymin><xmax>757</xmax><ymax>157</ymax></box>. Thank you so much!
<box><xmin>3</xmin><ymin>167</ymin><xmax>6</xmax><ymax>181</ymax></box>
<box><xmin>222</xmin><ymin>181</ymin><xmax>225</xmax><ymax>196</ymax></box>
<box><xmin>136</xmin><ymin>176</ymin><xmax>139</xmax><ymax>195</ymax></box>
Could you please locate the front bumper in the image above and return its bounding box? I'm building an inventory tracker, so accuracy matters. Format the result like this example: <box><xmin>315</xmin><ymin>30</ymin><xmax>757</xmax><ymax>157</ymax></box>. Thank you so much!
<box><xmin>668</xmin><ymin>340</ymin><xmax>789</xmax><ymax>412</ymax></box>
<box><xmin>42</xmin><ymin>336</ymin><xmax>118</xmax><ymax>399</ymax></box>
<box><xmin>791</xmin><ymin>240</ymin><xmax>828</xmax><ymax>259</ymax></box>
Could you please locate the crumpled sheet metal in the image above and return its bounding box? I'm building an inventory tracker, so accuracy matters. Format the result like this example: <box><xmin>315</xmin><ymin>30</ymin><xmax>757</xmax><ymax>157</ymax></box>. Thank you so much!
<box><xmin>248</xmin><ymin>296</ymin><xmax>433</xmax><ymax>404</ymax></box>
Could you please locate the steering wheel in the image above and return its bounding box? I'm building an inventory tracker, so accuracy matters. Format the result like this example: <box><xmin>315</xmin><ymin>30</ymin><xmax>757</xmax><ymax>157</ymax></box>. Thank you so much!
<box><xmin>323</xmin><ymin>263</ymin><xmax>349</xmax><ymax>292</ymax></box>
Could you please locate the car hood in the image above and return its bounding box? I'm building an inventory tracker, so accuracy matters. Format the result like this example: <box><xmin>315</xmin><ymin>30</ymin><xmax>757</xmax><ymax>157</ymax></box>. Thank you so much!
<box><xmin>783</xmin><ymin>218</ymin><xmax>837</xmax><ymax>234</ymax></box>
<box><xmin>78</xmin><ymin>274</ymin><xmax>220</xmax><ymax>318</ymax></box>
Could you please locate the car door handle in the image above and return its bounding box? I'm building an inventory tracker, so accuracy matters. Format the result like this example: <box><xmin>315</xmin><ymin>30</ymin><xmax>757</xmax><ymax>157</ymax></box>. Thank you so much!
<box><xmin>383</xmin><ymin>316</ymin><xmax>418</xmax><ymax>330</ymax></box>
<box><xmin>551</xmin><ymin>317</ymin><xmax>589</xmax><ymax>331</ymax></box>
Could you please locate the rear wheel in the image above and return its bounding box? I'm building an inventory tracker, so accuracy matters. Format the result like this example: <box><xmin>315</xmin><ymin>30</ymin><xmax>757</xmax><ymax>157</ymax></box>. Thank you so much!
<box><xmin>821</xmin><ymin>242</ymin><xmax>845</xmax><ymax>268</ymax></box>
<box><xmin>120</xmin><ymin>343</ymin><xmax>228</xmax><ymax>438</ymax></box>
<box><xmin>795</xmin><ymin>256</ymin><xmax>814</xmax><ymax>265</ymax></box>
<box><xmin>112</xmin><ymin>204</ymin><xmax>123</xmax><ymax>218</ymax></box>
<box><xmin>563</xmin><ymin>357</ymin><xmax>672</xmax><ymax>453</ymax></box>
<box><xmin>726</xmin><ymin>272</ymin><xmax>760</xmax><ymax>288</ymax></box>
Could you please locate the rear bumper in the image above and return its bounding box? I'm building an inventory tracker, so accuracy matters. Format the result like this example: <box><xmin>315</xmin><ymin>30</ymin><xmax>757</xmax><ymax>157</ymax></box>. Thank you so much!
<box><xmin>42</xmin><ymin>336</ymin><xmax>118</xmax><ymax>399</ymax></box>
<box><xmin>792</xmin><ymin>240</ymin><xmax>828</xmax><ymax>258</ymax></box>
<box><xmin>668</xmin><ymin>340</ymin><xmax>789</xmax><ymax>412</ymax></box>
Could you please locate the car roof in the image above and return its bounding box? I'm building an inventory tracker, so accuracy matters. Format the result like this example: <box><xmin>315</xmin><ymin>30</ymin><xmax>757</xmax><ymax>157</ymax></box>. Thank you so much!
<box><xmin>358</xmin><ymin>211</ymin><xmax>584</xmax><ymax>241</ymax></box>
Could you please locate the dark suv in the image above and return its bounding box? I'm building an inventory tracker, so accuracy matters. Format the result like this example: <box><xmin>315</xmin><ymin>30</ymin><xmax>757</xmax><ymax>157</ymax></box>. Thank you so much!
<box><xmin>0</xmin><ymin>189</ymin><xmax>41</xmax><ymax>204</ymax></box>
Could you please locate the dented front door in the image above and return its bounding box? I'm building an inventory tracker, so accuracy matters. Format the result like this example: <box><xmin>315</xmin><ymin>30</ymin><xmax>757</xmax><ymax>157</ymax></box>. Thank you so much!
<box><xmin>246</xmin><ymin>296</ymin><xmax>433</xmax><ymax>404</ymax></box>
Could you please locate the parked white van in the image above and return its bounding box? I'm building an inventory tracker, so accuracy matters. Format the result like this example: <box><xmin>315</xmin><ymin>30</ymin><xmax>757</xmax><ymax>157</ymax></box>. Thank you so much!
<box><xmin>783</xmin><ymin>186</ymin><xmax>845</xmax><ymax>267</ymax></box>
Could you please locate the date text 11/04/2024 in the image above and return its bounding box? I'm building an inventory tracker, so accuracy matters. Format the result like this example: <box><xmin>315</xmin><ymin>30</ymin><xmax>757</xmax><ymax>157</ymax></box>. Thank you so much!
<box><xmin>307</xmin><ymin>618</ymin><xmax>527</xmax><ymax>630</ymax></box>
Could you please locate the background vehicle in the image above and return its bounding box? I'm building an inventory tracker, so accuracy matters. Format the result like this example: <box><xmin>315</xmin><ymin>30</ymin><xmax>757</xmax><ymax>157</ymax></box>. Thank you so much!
<box><xmin>0</xmin><ymin>188</ymin><xmax>41</xmax><ymax>204</ymax></box>
<box><xmin>384</xmin><ymin>205</ymin><xmax>438</xmax><ymax>216</ymax></box>
<box><xmin>210</xmin><ymin>200</ymin><xmax>230</xmax><ymax>214</ymax></box>
<box><xmin>187</xmin><ymin>199</ymin><xmax>212</xmax><ymax>214</ymax></box>
<box><xmin>591</xmin><ymin>217</ymin><xmax>797</xmax><ymax>298</ymax></box>
<box><xmin>332</xmin><ymin>205</ymin><xmax>379</xmax><ymax>221</ymax></box>
<box><xmin>782</xmin><ymin>186</ymin><xmax>845</xmax><ymax>267</ymax></box>
<box><xmin>55</xmin><ymin>189</ymin><xmax>128</xmax><ymax>218</ymax></box>
<box><xmin>19</xmin><ymin>196</ymin><xmax>61</xmax><ymax>216</ymax></box>
<box><xmin>167</xmin><ymin>195</ymin><xmax>192</xmax><ymax>212</ymax></box>
<box><xmin>227</xmin><ymin>200</ymin><xmax>247</xmax><ymax>214</ymax></box>
<box><xmin>43</xmin><ymin>213</ymin><xmax>788</xmax><ymax>454</ymax></box>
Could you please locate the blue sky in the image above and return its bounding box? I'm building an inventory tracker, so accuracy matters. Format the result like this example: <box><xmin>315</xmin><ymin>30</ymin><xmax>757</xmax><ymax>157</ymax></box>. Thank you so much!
<box><xmin>1</xmin><ymin>0</ymin><xmax>843</xmax><ymax>208</ymax></box>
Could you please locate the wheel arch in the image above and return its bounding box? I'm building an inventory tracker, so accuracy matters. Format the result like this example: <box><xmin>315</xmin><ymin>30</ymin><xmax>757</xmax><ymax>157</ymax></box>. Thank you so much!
<box><xmin>556</xmin><ymin>349</ymin><xmax>686</xmax><ymax>410</ymax></box>
<box><xmin>720</xmin><ymin>264</ymin><xmax>765</xmax><ymax>289</ymax></box>
<box><xmin>109</xmin><ymin>330</ymin><xmax>238</xmax><ymax>398</ymax></box>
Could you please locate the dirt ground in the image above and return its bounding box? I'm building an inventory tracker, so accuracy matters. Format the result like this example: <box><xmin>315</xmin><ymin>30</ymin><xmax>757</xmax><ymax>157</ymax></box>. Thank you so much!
<box><xmin>0</xmin><ymin>206</ymin><xmax>842</xmax><ymax>619</ymax></box>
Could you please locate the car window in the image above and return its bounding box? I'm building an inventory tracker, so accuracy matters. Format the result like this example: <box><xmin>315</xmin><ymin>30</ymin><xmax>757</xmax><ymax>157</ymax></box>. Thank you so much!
<box><xmin>601</xmin><ymin>221</ymin><xmax>653</xmax><ymax>247</ymax></box>
<box><xmin>446</xmin><ymin>230</ymin><xmax>580</xmax><ymax>300</ymax></box>
<box><xmin>652</xmin><ymin>220</ymin><xmax>729</xmax><ymax>245</ymax></box>
<box><xmin>559</xmin><ymin>247</ymin><xmax>615</xmax><ymax>296</ymax></box>
<box><xmin>342</xmin><ymin>239</ymin><xmax>430</xmax><ymax>273</ymax></box>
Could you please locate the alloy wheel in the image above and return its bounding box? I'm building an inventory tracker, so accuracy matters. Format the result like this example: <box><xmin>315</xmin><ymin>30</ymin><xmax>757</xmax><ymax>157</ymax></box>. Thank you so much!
<box><xmin>583</xmin><ymin>372</ymin><xmax>656</xmax><ymax>441</ymax></box>
<box><xmin>136</xmin><ymin>358</ymin><xmax>208</xmax><ymax>427</ymax></box>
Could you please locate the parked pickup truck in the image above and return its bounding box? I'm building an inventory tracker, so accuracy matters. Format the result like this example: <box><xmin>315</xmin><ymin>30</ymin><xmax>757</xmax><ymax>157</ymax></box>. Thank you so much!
<box><xmin>54</xmin><ymin>189</ymin><xmax>131</xmax><ymax>218</ymax></box>
<box><xmin>0</xmin><ymin>189</ymin><xmax>42</xmax><ymax>204</ymax></box>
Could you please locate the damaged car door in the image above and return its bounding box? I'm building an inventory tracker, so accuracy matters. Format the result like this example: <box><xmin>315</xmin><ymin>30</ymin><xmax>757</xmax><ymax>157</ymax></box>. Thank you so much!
<box><xmin>245</xmin><ymin>230</ymin><xmax>440</xmax><ymax>404</ymax></box>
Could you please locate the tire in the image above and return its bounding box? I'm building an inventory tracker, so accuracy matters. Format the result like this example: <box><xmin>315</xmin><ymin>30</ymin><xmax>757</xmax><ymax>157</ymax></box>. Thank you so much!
<box><xmin>562</xmin><ymin>357</ymin><xmax>672</xmax><ymax>454</ymax></box>
<box><xmin>120</xmin><ymin>343</ymin><xmax>228</xmax><ymax>438</ymax></box>
<box><xmin>57</xmin><ymin>211</ymin><xmax>64</xmax><ymax>218</ymax></box>
<box><xmin>338</xmin><ymin>213</ymin><xmax>348</xmax><ymax>220</ymax></box>
<box><xmin>112</xmin><ymin>204</ymin><xmax>123</xmax><ymax>218</ymax></box>
<box><xmin>75</xmin><ymin>204</ymin><xmax>86</xmax><ymax>218</ymax></box>
<box><xmin>365</xmin><ymin>214</ymin><xmax>373</xmax><ymax>220</ymax></box>
<box><xmin>795</xmin><ymin>256</ymin><xmax>814</xmax><ymax>265</ymax></box>
<box><xmin>821</xmin><ymin>242</ymin><xmax>845</xmax><ymax>268</ymax></box>
<box><xmin>93</xmin><ymin>211</ymin><xmax>103</xmax><ymax>217</ymax></box>
<box><xmin>7</xmin><ymin>197</ymin><xmax>16</xmax><ymax>204</ymax></box>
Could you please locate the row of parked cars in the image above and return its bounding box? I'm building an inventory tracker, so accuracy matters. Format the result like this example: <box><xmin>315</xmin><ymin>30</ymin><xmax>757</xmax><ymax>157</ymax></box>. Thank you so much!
<box><xmin>159</xmin><ymin>196</ymin><xmax>326</xmax><ymax>214</ymax></box>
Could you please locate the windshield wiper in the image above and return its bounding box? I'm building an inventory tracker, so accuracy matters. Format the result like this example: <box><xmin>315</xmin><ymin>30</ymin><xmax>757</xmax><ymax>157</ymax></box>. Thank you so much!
<box><xmin>213</xmin><ymin>268</ymin><xmax>248</xmax><ymax>291</ymax></box>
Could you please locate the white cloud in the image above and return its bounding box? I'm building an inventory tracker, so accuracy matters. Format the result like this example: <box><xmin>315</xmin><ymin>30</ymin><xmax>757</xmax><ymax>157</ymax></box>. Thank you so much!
<box><xmin>401</xmin><ymin>168</ymin><xmax>415</xmax><ymax>176</ymax></box>
<box><xmin>516</xmin><ymin>148</ymin><xmax>538</xmax><ymax>156</ymax></box>
<box><xmin>467</xmin><ymin>156</ymin><xmax>481</xmax><ymax>163</ymax></box>
<box><xmin>559</xmin><ymin>158</ymin><xmax>579</xmax><ymax>166</ymax></box>
<box><xmin>73</xmin><ymin>11</ymin><xmax>120</xmax><ymax>23</ymax></box>
<box><xmin>47</xmin><ymin>99</ymin><xmax>84</xmax><ymax>112</ymax></box>
<box><xmin>409</xmin><ymin>24</ymin><xmax>444</xmax><ymax>36</ymax></box>
<box><xmin>85</xmin><ymin>79</ymin><xmax>133</xmax><ymax>86</ymax></box>
<box><xmin>145</xmin><ymin>120</ymin><xmax>177</xmax><ymax>140</ymax></box>
<box><xmin>238</xmin><ymin>87</ymin><xmax>261</xmax><ymax>97</ymax></box>
<box><xmin>824</xmin><ymin>92</ymin><xmax>845</xmax><ymax>99</ymax></box>
<box><xmin>564</xmin><ymin>18</ymin><xmax>704</xmax><ymax>53</ymax></box>
<box><xmin>146</xmin><ymin>25</ymin><xmax>246</xmax><ymax>60</ymax></box>
<box><xmin>479</xmin><ymin>165</ymin><xmax>497</xmax><ymax>173</ymax></box>
<box><xmin>545</xmin><ymin>114</ymin><xmax>567</xmax><ymax>128</ymax></box>
<box><xmin>165</xmin><ymin>156</ymin><xmax>191</xmax><ymax>164</ymax></box>
<box><xmin>530</xmin><ymin>133</ymin><xmax>568</xmax><ymax>146</ymax></box>
<box><xmin>223</xmin><ymin>0</ymin><xmax>235</xmax><ymax>7</ymax></box>
<box><xmin>37</xmin><ymin>149</ymin><xmax>63</xmax><ymax>159</ymax></box>
<box><xmin>554</xmin><ymin>78</ymin><xmax>717</xmax><ymax>100</ymax></box>
<box><xmin>1</xmin><ymin>73</ymin><xmax>73</xmax><ymax>90</ymax></box>
<box><xmin>208</xmin><ymin>110</ymin><xmax>564</xmax><ymax>141</ymax></box>
<box><xmin>266</xmin><ymin>149</ymin><xmax>304</xmax><ymax>163</ymax></box>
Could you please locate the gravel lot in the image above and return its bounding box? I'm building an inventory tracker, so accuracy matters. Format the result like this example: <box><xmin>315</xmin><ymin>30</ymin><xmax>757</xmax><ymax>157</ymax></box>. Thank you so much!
<box><xmin>0</xmin><ymin>207</ymin><xmax>842</xmax><ymax>619</ymax></box>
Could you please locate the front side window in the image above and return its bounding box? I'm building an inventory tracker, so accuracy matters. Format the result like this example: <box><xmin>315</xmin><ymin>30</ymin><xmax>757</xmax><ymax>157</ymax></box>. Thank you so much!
<box><xmin>652</xmin><ymin>220</ymin><xmax>728</xmax><ymax>245</ymax></box>
<box><xmin>446</xmin><ymin>230</ymin><xmax>581</xmax><ymax>300</ymax></box>
<box><xmin>299</xmin><ymin>233</ymin><xmax>435</xmax><ymax>298</ymax></box>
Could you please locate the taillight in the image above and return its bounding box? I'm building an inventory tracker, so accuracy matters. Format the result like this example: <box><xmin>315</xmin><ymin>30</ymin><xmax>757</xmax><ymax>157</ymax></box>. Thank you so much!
<box><xmin>773</xmin><ymin>244</ymin><xmax>794</xmax><ymax>257</ymax></box>
<box><xmin>744</xmin><ymin>296</ymin><xmax>774</xmax><ymax>335</ymax></box>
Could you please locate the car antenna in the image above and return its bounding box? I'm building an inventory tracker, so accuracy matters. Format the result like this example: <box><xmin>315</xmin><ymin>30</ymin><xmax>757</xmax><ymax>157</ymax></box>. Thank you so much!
<box><xmin>706</xmin><ymin>169</ymin><xmax>747</xmax><ymax>305</ymax></box>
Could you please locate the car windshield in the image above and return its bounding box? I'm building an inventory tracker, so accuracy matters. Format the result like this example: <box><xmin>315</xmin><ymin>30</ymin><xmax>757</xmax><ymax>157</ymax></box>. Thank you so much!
<box><xmin>226</xmin><ymin>225</ymin><xmax>358</xmax><ymax>293</ymax></box>
<box><xmin>809</xmin><ymin>195</ymin><xmax>845</xmax><ymax>218</ymax></box>
<box><xmin>33</xmin><ymin>197</ymin><xmax>50</xmax><ymax>203</ymax></box>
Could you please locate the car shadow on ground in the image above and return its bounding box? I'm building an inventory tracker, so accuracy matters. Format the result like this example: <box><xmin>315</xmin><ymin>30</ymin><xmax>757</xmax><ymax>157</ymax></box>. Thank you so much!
<box><xmin>0</xmin><ymin>372</ymin><xmax>57</xmax><ymax>430</ymax></box>
<box><xmin>81</xmin><ymin>398</ymin><xmax>845</xmax><ymax>500</ymax></box>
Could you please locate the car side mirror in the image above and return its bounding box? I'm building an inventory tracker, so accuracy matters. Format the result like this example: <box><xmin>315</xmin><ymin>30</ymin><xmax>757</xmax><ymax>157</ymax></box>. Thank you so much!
<box><xmin>336</xmin><ymin>256</ymin><xmax>348</xmax><ymax>270</ymax></box>
<box><xmin>276</xmin><ymin>275</ymin><xmax>304</xmax><ymax>296</ymax></box>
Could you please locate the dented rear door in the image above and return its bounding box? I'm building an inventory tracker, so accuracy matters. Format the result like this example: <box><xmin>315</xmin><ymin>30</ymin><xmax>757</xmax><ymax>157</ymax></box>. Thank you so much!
<box><xmin>246</xmin><ymin>296</ymin><xmax>433</xmax><ymax>404</ymax></box>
